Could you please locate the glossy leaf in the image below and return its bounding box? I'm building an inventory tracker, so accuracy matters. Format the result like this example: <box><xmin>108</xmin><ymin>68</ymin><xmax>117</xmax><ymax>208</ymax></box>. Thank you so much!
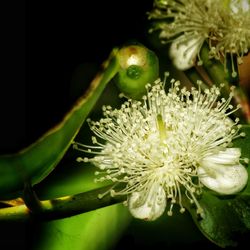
<box><xmin>0</xmin><ymin>48</ymin><xmax>120</xmax><ymax>199</ymax></box>
<box><xmin>30</xmin><ymin>204</ymin><xmax>130</xmax><ymax>250</ymax></box>
<box><xmin>187</xmin><ymin>125</ymin><xmax>250</xmax><ymax>247</ymax></box>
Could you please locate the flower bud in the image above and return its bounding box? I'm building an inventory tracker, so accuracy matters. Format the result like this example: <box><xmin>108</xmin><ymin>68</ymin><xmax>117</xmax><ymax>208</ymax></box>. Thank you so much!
<box><xmin>115</xmin><ymin>44</ymin><xmax>159</xmax><ymax>99</ymax></box>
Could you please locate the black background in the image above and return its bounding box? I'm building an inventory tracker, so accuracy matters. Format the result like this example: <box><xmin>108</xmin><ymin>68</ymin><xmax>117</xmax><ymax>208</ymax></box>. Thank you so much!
<box><xmin>1</xmin><ymin>0</ymin><xmax>153</xmax><ymax>154</ymax></box>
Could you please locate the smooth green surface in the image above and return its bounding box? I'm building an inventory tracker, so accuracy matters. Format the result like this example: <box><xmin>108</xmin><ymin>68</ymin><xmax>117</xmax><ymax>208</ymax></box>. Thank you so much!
<box><xmin>0</xmin><ymin>48</ymin><xmax>120</xmax><ymax>199</ymax></box>
<box><xmin>31</xmin><ymin>204</ymin><xmax>130</xmax><ymax>250</ymax></box>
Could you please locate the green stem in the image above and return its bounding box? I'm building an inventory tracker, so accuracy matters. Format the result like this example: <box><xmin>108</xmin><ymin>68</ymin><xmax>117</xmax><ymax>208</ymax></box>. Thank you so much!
<box><xmin>200</xmin><ymin>44</ymin><xmax>231</xmax><ymax>93</ymax></box>
<box><xmin>23</xmin><ymin>182</ymin><xmax>43</xmax><ymax>214</ymax></box>
<box><xmin>0</xmin><ymin>186</ymin><xmax>126</xmax><ymax>222</ymax></box>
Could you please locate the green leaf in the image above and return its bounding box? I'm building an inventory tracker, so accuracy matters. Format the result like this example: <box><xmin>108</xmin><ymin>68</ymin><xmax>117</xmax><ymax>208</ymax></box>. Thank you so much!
<box><xmin>188</xmin><ymin>125</ymin><xmax>250</xmax><ymax>247</ymax></box>
<box><xmin>30</xmin><ymin>204</ymin><xmax>130</xmax><ymax>250</ymax></box>
<box><xmin>192</xmin><ymin>192</ymin><xmax>244</xmax><ymax>247</ymax></box>
<box><xmin>0</xmin><ymin>48</ymin><xmax>120</xmax><ymax>199</ymax></box>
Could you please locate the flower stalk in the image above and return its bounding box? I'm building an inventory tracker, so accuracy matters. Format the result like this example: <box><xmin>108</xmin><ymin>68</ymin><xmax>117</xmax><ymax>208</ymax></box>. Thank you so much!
<box><xmin>0</xmin><ymin>185</ymin><xmax>125</xmax><ymax>222</ymax></box>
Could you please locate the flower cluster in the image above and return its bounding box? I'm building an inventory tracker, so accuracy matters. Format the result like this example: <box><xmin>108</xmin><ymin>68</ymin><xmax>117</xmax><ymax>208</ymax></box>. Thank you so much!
<box><xmin>74</xmin><ymin>75</ymin><xmax>248</xmax><ymax>221</ymax></box>
<box><xmin>149</xmin><ymin>0</ymin><xmax>250</xmax><ymax>77</ymax></box>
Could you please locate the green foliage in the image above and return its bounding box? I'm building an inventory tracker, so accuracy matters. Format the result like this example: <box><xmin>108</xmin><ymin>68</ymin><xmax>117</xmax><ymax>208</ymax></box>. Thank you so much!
<box><xmin>0</xmin><ymin>49</ymin><xmax>119</xmax><ymax>199</ymax></box>
<box><xmin>32</xmin><ymin>205</ymin><xmax>130</xmax><ymax>250</ymax></box>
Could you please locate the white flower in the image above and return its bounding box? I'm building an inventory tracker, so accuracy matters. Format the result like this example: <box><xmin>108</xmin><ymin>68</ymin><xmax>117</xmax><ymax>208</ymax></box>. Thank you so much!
<box><xmin>149</xmin><ymin>0</ymin><xmax>222</xmax><ymax>69</ymax></box>
<box><xmin>149</xmin><ymin>0</ymin><xmax>250</xmax><ymax>77</ymax></box>
<box><xmin>213</xmin><ymin>0</ymin><xmax>250</xmax><ymax>76</ymax></box>
<box><xmin>74</xmin><ymin>75</ymin><xmax>248</xmax><ymax>221</ymax></box>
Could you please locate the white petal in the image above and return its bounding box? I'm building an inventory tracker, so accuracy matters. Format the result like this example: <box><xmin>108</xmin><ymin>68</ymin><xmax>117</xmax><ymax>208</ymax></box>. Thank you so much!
<box><xmin>169</xmin><ymin>36</ymin><xmax>204</xmax><ymax>70</ymax></box>
<box><xmin>198</xmin><ymin>151</ymin><xmax>248</xmax><ymax>194</ymax></box>
<box><xmin>202</xmin><ymin>148</ymin><xmax>241</xmax><ymax>165</ymax></box>
<box><xmin>128</xmin><ymin>184</ymin><xmax>166</xmax><ymax>221</ymax></box>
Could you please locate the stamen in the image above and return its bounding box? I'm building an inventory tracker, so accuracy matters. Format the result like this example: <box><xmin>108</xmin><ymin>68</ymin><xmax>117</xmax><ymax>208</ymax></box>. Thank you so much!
<box><xmin>74</xmin><ymin>76</ymin><xmax>247</xmax><ymax>221</ymax></box>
